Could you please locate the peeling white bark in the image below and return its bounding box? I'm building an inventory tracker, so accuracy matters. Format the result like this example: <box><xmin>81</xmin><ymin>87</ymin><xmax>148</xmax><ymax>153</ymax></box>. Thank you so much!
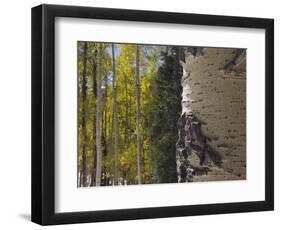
<box><xmin>176</xmin><ymin>47</ymin><xmax>246</xmax><ymax>182</ymax></box>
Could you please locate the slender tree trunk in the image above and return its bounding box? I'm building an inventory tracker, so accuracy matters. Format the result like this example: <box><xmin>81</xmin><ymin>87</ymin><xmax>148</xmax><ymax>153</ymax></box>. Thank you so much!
<box><xmin>101</xmin><ymin>71</ymin><xmax>107</xmax><ymax>158</ymax></box>
<box><xmin>128</xmin><ymin>95</ymin><xmax>131</xmax><ymax>143</ymax></box>
<box><xmin>125</xmin><ymin>74</ymin><xmax>129</xmax><ymax>147</ymax></box>
<box><xmin>101</xmin><ymin>110</ymin><xmax>105</xmax><ymax>155</ymax></box>
<box><xmin>79</xmin><ymin>169</ymin><xmax>83</xmax><ymax>187</ymax></box>
<box><xmin>112</xmin><ymin>44</ymin><xmax>119</xmax><ymax>185</ymax></box>
<box><xmin>136</xmin><ymin>45</ymin><xmax>142</xmax><ymax>184</ymax></box>
<box><xmin>95</xmin><ymin>44</ymin><xmax>103</xmax><ymax>186</ymax></box>
<box><xmin>103</xmin><ymin>74</ymin><xmax>108</xmax><ymax>157</ymax></box>
<box><xmin>90</xmin><ymin>47</ymin><xmax>97</xmax><ymax>186</ymax></box>
<box><xmin>81</xmin><ymin>42</ymin><xmax>88</xmax><ymax>187</ymax></box>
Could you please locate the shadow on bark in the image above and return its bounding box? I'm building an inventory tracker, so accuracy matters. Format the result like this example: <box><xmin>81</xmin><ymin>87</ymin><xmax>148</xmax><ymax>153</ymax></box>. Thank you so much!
<box><xmin>176</xmin><ymin>112</ymin><xmax>222</xmax><ymax>182</ymax></box>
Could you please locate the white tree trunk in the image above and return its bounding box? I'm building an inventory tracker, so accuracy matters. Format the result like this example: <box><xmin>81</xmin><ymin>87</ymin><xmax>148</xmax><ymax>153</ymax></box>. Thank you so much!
<box><xmin>177</xmin><ymin>48</ymin><xmax>246</xmax><ymax>182</ymax></box>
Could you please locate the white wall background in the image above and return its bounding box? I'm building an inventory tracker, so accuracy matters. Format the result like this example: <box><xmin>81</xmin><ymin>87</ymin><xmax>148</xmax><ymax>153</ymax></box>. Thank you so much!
<box><xmin>0</xmin><ymin>0</ymin><xmax>279</xmax><ymax>228</ymax></box>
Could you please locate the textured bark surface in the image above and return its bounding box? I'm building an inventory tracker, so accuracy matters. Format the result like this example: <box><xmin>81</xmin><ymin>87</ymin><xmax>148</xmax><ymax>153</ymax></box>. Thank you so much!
<box><xmin>177</xmin><ymin>47</ymin><xmax>246</xmax><ymax>182</ymax></box>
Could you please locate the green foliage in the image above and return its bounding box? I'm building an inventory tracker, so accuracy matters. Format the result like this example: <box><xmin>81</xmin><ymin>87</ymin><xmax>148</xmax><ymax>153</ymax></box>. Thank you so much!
<box><xmin>146</xmin><ymin>47</ymin><xmax>182</xmax><ymax>183</ymax></box>
<box><xmin>77</xmin><ymin>41</ymin><xmax>181</xmax><ymax>186</ymax></box>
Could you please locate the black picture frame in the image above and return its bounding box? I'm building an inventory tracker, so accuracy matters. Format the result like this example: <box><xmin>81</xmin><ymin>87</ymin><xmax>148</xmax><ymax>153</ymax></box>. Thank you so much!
<box><xmin>31</xmin><ymin>4</ymin><xmax>274</xmax><ymax>225</ymax></box>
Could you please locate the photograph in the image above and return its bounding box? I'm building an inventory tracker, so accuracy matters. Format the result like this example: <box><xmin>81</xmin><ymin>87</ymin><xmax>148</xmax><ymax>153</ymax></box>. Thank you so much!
<box><xmin>30</xmin><ymin>3</ymin><xmax>274</xmax><ymax>225</ymax></box>
<box><xmin>77</xmin><ymin>42</ymin><xmax>246</xmax><ymax>187</ymax></box>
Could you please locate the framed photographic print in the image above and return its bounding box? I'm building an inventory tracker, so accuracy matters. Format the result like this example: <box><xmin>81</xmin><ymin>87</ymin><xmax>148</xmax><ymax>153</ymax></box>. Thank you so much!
<box><xmin>31</xmin><ymin>4</ymin><xmax>274</xmax><ymax>225</ymax></box>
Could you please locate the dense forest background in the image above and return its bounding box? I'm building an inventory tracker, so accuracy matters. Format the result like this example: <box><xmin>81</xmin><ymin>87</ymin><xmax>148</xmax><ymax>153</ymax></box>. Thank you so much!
<box><xmin>77</xmin><ymin>42</ymin><xmax>182</xmax><ymax>187</ymax></box>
